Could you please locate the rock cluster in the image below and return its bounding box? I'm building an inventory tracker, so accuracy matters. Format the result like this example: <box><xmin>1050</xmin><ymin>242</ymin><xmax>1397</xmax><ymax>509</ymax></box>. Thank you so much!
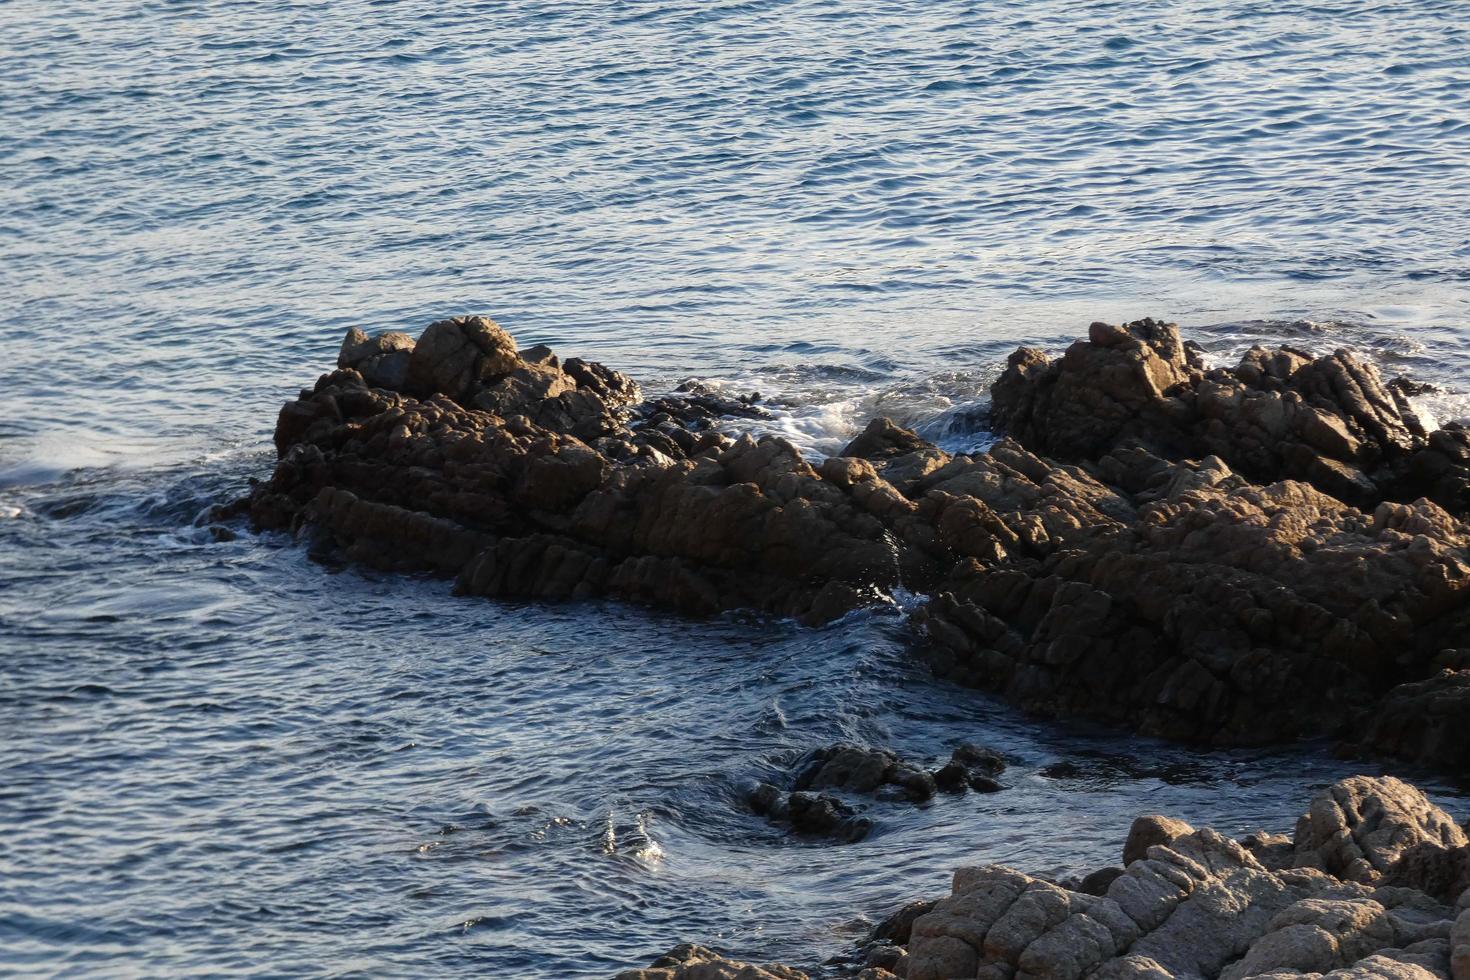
<box><xmin>746</xmin><ymin>744</ymin><xmax>1007</xmax><ymax>842</ymax></box>
<box><xmin>628</xmin><ymin>776</ymin><xmax>1470</xmax><ymax>980</ymax></box>
<box><xmin>249</xmin><ymin>315</ymin><xmax>1470</xmax><ymax>776</ymax></box>
<box><xmin>895</xmin><ymin>776</ymin><xmax>1470</xmax><ymax>980</ymax></box>
<box><xmin>988</xmin><ymin>319</ymin><xmax>1470</xmax><ymax>512</ymax></box>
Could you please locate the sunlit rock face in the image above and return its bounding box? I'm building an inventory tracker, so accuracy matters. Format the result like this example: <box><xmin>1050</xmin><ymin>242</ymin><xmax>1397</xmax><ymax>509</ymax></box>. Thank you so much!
<box><xmin>625</xmin><ymin>776</ymin><xmax>1470</xmax><ymax>980</ymax></box>
<box><xmin>250</xmin><ymin>316</ymin><xmax>1470</xmax><ymax>777</ymax></box>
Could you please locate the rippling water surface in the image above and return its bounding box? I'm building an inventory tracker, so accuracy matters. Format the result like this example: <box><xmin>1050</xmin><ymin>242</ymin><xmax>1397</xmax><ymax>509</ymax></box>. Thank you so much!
<box><xmin>4</xmin><ymin>1</ymin><xmax>1470</xmax><ymax>976</ymax></box>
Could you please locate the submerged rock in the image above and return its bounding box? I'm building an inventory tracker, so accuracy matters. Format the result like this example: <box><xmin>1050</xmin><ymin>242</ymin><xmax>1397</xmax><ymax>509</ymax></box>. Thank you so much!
<box><xmin>745</xmin><ymin>743</ymin><xmax>1009</xmax><ymax>841</ymax></box>
<box><xmin>744</xmin><ymin>743</ymin><xmax>1008</xmax><ymax>842</ymax></box>
<box><xmin>748</xmin><ymin>781</ymin><xmax>873</xmax><ymax>843</ymax></box>
<box><xmin>792</xmin><ymin>744</ymin><xmax>939</xmax><ymax>802</ymax></box>
<box><xmin>613</xmin><ymin>943</ymin><xmax>901</xmax><ymax>980</ymax></box>
<box><xmin>251</xmin><ymin>315</ymin><xmax>1470</xmax><ymax>776</ymax></box>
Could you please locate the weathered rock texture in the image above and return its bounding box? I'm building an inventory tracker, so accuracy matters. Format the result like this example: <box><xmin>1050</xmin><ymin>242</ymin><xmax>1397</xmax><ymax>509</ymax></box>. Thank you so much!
<box><xmin>895</xmin><ymin>776</ymin><xmax>1470</xmax><ymax>980</ymax></box>
<box><xmin>632</xmin><ymin>777</ymin><xmax>1468</xmax><ymax>980</ymax></box>
<box><xmin>918</xmin><ymin>320</ymin><xmax>1470</xmax><ymax>773</ymax></box>
<box><xmin>250</xmin><ymin>316</ymin><xmax>1470</xmax><ymax>775</ymax></box>
<box><xmin>254</xmin><ymin>315</ymin><xmax>940</xmax><ymax>625</ymax></box>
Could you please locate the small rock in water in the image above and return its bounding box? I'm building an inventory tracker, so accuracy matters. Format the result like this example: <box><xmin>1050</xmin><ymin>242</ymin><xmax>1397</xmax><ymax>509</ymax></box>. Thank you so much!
<box><xmin>747</xmin><ymin>781</ymin><xmax>871</xmax><ymax>844</ymax></box>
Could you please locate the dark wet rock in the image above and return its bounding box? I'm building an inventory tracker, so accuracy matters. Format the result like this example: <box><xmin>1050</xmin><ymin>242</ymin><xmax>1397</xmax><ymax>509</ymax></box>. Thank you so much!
<box><xmin>1080</xmin><ymin>866</ymin><xmax>1126</xmax><ymax>896</ymax></box>
<box><xmin>840</xmin><ymin>418</ymin><xmax>952</xmax><ymax>497</ymax></box>
<box><xmin>949</xmin><ymin>742</ymin><xmax>1006</xmax><ymax>775</ymax></box>
<box><xmin>748</xmin><ymin>781</ymin><xmax>872</xmax><ymax>843</ymax></box>
<box><xmin>860</xmin><ymin>943</ymin><xmax>905</xmax><ymax>975</ymax></box>
<box><xmin>790</xmin><ymin>742</ymin><xmax>1009</xmax><ymax>803</ymax></box>
<box><xmin>788</xmin><ymin>792</ymin><xmax>871</xmax><ymax>842</ymax></box>
<box><xmin>747</xmin><ymin>743</ymin><xmax>1009</xmax><ymax>842</ymax></box>
<box><xmin>793</xmin><ymin>744</ymin><xmax>937</xmax><ymax>802</ymax></box>
<box><xmin>854</xmin><ymin>921</ymin><xmax>917</xmax><ymax>980</ymax></box>
<box><xmin>932</xmin><ymin>744</ymin><xmax>1006</xmax><ymax>794</ymax></box>
<box><xmin>1392</xmin><ymin>377</ymin><xmax>1441</xmax><ymax>399</ymax></box>
<box><xmin>842</xmin><ymin>417</ymin><xmax>935</xmax><ymax>461</ymax></box>
<box><xmin>871</xmin><ymin>899</ymin><xmax>938</xmax><ymax>946</ymax></box>
<box><xmin>638</xmin><ymin>390</ymin><xmax>768</xmax><ymax>431</ymax></box>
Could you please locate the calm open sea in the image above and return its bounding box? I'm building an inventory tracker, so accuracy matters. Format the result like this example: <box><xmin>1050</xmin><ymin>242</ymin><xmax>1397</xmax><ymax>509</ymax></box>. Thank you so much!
<box><xmin>3</xmin><ymin>2</ymin><xmax>1469</xmax><ymax>976</ymax></box>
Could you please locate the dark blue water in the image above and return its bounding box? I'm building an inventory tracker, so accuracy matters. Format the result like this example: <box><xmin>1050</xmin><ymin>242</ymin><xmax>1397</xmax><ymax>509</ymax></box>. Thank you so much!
<box><xmin>3</xmin><ymin>2</ymin><xmax>1470</xmax><ymax>976</ymax></box>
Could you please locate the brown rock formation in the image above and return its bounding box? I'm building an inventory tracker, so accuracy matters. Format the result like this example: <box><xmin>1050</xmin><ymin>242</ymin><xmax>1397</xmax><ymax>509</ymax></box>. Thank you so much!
<box><xmin>249</xmin><ymin>315</ymin><xmax>1470</xmax><ymax>775</ymax></box>
<box><xmin>252</xmin><ymin>317</ymin><xmax>940</xmax><ymax>623</ymax></box>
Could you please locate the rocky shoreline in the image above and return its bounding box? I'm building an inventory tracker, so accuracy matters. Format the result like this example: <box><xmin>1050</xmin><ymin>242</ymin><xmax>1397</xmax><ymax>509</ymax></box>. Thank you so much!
<box><xmin>618</xmin><ymin>775</ymin><xmax>1470</xmax><ymax>979</ymax></box>
<box><xmin>244</xmin><ymin>313</ymin><xmax>1470</xmax><ymax>976</ymax></box>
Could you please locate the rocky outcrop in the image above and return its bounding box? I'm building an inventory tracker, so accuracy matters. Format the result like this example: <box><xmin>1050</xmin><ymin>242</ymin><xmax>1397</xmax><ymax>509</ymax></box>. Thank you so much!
<box><xmin>617</xmin><ymin>777</ymin><xmax>1470</xmax><ymax>979</ymax></box>
<box><xmin>1290</xmin><ymin>777</ymin><xmax>1468</xmax><ymax>886</ymax></box>
<box><xmin>653</xmin><ymin>777</ymin><xmax>1466</xmax><ymax>980</ymax></box>
<box><xmin>253</xmin><ymin>317</ymin><xmax>943</xmax><ymax>624</ymax></box>
<box><xmin>917</xmin><ymin>321</ymin><xmax>1470</xmax><ymax>767</ymax></box>
<box><xmin>250</xmin><ymin>315</ymin><xmax>1470</xmax><ymax>775</ymax></box>
<box><xmin>914</xmin><ymin>439</ymin><xmax>1470</xmax><ymax>752</ymax></box>
<box><xmin>988</xmin><ymin>318</ymin><xmax>1469</xmax><ymax>512</ymax></box>
<box><xmin>1361</xmin><ymin>671</ymin><xmax>1470</xmax><ymax>776</ymax></box>
<box><xmin>897</xmin><ymin>777</ymin><xmax>1470</xmax><ymax>980</ymax></box>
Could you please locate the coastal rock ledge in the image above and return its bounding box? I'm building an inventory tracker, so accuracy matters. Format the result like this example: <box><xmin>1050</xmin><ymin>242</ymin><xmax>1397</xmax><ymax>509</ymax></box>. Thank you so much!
<box><xmin>616</xmin><ymin>775</ymin><xmax>1470</xmax><ymax>980</ymax></box>
<box><xmin>248</xmin><ymin>315</ymin><xmax>1470</xmax><ymax>774</ymax></box>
